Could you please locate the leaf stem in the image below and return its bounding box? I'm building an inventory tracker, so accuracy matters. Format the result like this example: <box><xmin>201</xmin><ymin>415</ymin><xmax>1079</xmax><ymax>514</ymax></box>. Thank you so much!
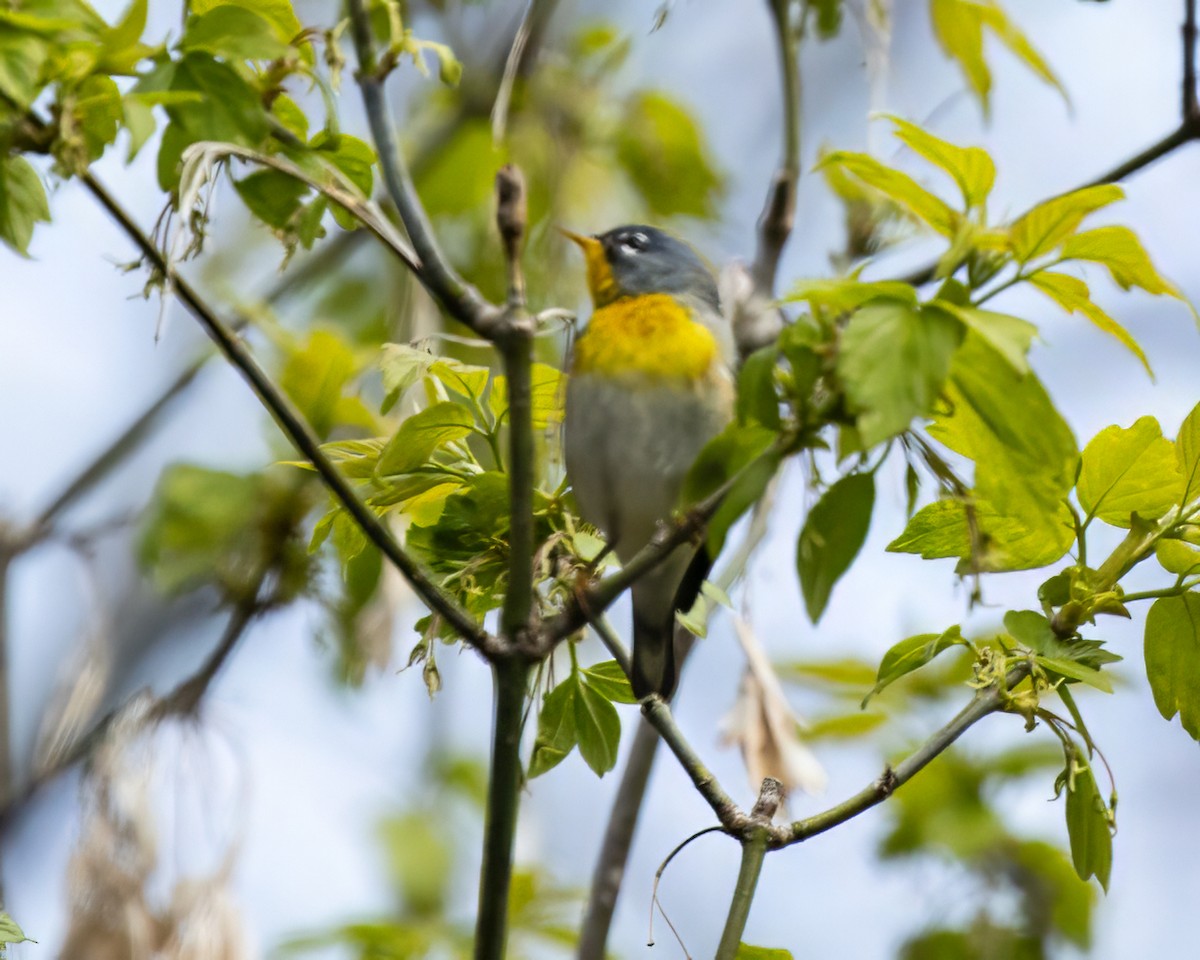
<box><xmin>474</xmin><ymin>654</ymin><xmax>532</xmax><ymax>960</ymax></box>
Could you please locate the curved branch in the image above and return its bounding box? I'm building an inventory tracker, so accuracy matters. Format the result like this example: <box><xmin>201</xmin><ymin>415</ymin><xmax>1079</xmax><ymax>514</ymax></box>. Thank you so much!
<box><xmin>779</xmin><ymin>663</ymin><xmax>1030</xmax><ymax>848</ymax></box>
<box><xmin>78</xmin><ymin>171</ymin><xmax>497</xmax><ymax>658</ymax></box>
<box><xmin>346</xmin><ymin>0</ymin><xmax>503</xmax><ymax>336</ymax></box>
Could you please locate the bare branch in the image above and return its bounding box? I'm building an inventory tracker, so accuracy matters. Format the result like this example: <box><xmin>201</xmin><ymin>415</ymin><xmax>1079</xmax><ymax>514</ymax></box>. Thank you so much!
<box><xmin>346</xmin><ymin>0</ymin><xmax>503</xmax><ymax>337</ymax></box>
<box><xmin>714</xmin><ymin>780</ymin><xmax>779</xmax><ymax>959</ymax></box>
<box><xmin>78</xmin><ymin>170</ymin><xmax>497</xmax><ymax>658</ymax></box>
<box><xmin>779</xmin><ymin>663</ymin><xmax>1030</xmax><ymax>848</ymax></box>
<box><xmin>491</xmin><ymin>0</ymin><xmax>562</xmax><ymax>144</ymax></box>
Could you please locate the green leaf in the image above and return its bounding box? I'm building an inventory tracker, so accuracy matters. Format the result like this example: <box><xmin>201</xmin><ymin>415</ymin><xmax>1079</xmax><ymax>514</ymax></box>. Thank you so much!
<box><xmin>930</xmin><ymin>0</ymin><xmax>1065</xmax><ymax>115</ymax></box>
<box><xmin>681</xmin><ymin>422</ymin><xmax>778</xmax><ymax>555</ymax></box>
<box><xmin>574</xmin><ymin>677</ymin><xmax>621</xmax><ymax>776</ymax></box>
<box><xmin>105</xmin><ymin>0</ymin><xmax>147</xmax><ymax>53</ymax></box>
<box><xmin>1076</xmin><ymin>417</ymin><xmax>1183</xmax><ymax>527</ymax></box>
<box><xmin>1038</xmin><ymin>656</ymin><xmax>1113</xmax><ymax>693</ymax></box>
<box><xmin>528</xmin><ymin>676</ymin><xmax>579</xmax><ymax>778</ymax></box>
<box><xmin>122</xmin><ymin>95</ymin><xmax>156</xmax><ymax>160</ymax></box>
<box><xmin>883</xmin><ymin>114</ymin><xmax>996</xmax><ymax>209</ymax></box>
<box><xmin>736</xmin><ymin>947</ymin><xmax>793</xmax><ymax>960</ymax></box>
<box><xmin>310</xmin><ymin>131</ymin><xmax>376</xmax><ymax>197</ymax></box>
<box><xmin>929</xmin><ymin>333</ymin><xmax>1078</xmax><ymax>559</ymax></box>
<box><xmin>737</xmin><ymin>345</ymin><xmax>781</xmax><ymax>428</ymax></box>
<box><xmin>1008</xmin><ymin>184</ymin><xmax>1124</xmax><ymax>262</ymax></box>
<box><xmin>380</xmin><ymin>813</ymin><xmax>452</xmax><ymax>916</ymax></box>
<box><xmin>781</xmin><ymin>278</ymin><xmax>917</xmax><ymax>314</ymax></box>
<box><xmin>1064</xmin><ymin>759</ymin><xmax>1113</xmax><ymax>889</ymax></box>
<box><xmin>279</xmin><ymin>330</ymin><xmax>357</xmax><ymax>438</ymax></box>
<box><xmin>377</xmin><ymin>402</ymin><xmax>475</xmax><ymax>476</ymax></box>
<box><xmin>1177</xmin><ymin>401</ymin><xmax>1200</xmax><ymax>507</ymax></box>
<box><xmin>582</xmin><ymin>660</ymin><xmax>639</xmax><ymax>704</ymax></box>
<box><xmin>815</xmin><ymin>150</ymin><xmax>959</xmax><ymax>235</ymax></box>
<box><xmin>865</xmin><ymin>625</ymin><xmax>967</xmax><ymax>702</ymax></box>
<box><xmin>887</xmin><ymin>496</ymin><xmax>1075</xmax><ymax>572</ymax></box>
<box><xmin>927</xmin><ymin>301</ymin><xmax>1035</xmax><ymax>375</ymax></box>
<box><xmin>837</xmin><ymin>301</ymin><xmax>963</xmax><ymax>446</ymax></box>
<box><xmin>1061</xmin><ymin>225</ymin><xmax>1181</xmax><ymax>296</ymax></box>
<box><xmin>379</xmin><ymin>343</ymin><xmax>435</xmax><ymax>412</ymax></box>
<box><xmin>0</xmin><ymin>912</ymin><xmax>32</xmax><ymax>945</ymax></box>
<box><xmin>0</xmin><ymin>31</ymin><xmax>48</xmax><ymax>108</ymax></box>
<box><xmin>0</xmin><ymin>155</ymin><xmax>50</xmax><ymax>255</ymax></box>
<box><xmin>190</xmin><ymin>0</ymin><xmax>302</xmax><ymax>43</ymax></box>
<box><xmin>1155</xmin><ymin>539</ymin><xmax>1200</xmax><ymax>576</ymax></box>
<box><xmin>1029</xmin><ymin>271</ymin><xmax>1151</xmax><ymax>376</ymax></box>
<box><xmin>616</xmin><ymin>91</ymin><xmax>722</xmax><ymax>218</ymax></box>
<box><xmin>797</xmin><ymin>472</ymin><xmax>875</xmax><ymax>622</ymax></box>
<box><xmin>1145</xmin><ymin>593</ymin><xmax>1200</xmax><ymax>739</ymax></box>
<box><xmin>181</xmin><ymin>5</ymin><xmax>290</xmax><ymax>60</ymax></box>
<box><xmin>234</xmin><ymin>169</ymin><xmax>308</xmax><ymax>229</ymax></box>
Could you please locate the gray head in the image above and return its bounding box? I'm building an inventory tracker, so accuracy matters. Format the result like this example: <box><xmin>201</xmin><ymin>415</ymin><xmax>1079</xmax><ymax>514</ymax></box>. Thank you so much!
<box><xmin>572</xmin><ymin>225</ymin><xmax>721</xmax><ymax>312</ymax></box>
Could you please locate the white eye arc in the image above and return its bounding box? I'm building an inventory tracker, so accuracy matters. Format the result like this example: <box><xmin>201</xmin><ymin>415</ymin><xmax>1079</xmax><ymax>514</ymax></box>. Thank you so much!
<box><xmin>619</xmin><ymin>232</ymin><xmax>649</xmax><ymax>253</ymax></box>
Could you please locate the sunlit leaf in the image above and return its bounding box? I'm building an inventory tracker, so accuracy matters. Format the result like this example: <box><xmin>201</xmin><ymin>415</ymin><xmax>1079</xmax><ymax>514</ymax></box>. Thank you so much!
<box><xmin>1176</xmin><ymin>401</ymin><xmax>1200</xmax><ymax>506</ymax></box>
<box><xmin>816</xmin><ymin>150</ymin><xmax>959</xmax><ymax>235</ymax></box>
<box><xmin>582</xmin><ymin>661</ymin><xmax>638</xmax><ymax>704</ymax></box>
<box><xmin>1076</xmin><ymin>417</ymin><xmax>1183</xmax><ymax>527</ymax></box>
<box><xmin>884</xmin><ymin>114</ymin><xmax>996</xmax><ymax>209</ymax></box>
<box><xmin>181</xmin><ymin>5</ymin><xmax>290</xmax><ymax>60</ymax></box>
<box><xmin>1029</xmin><ymin>271</ymin><xmax>1151</xmax><ymax>376</ymax></box>
<box><xmin>1008</xmin><ymin>184</ymin><xmax>1123</xmax><ymax>262</ymax></box>
<box><xmin>838</xmin><ymin>301</ymin><xmax>963</xmax><ymax>446</ymax></box>
<box><xmin>377</xmin><ymin>402</ymin><xmax>475</xmax><ymax>476</ymax></box>
<box><xmin>1061</xmin><ymin>225</ymin><xmax>1180</xmax><ymax>296</ymax></box>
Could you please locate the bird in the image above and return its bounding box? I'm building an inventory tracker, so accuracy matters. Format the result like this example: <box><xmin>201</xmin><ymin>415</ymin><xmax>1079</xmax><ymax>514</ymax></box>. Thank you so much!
<box><xmin>561</xmin><ymin>225</ymin><xmax>735</xmax><ymax>699</ymax></box>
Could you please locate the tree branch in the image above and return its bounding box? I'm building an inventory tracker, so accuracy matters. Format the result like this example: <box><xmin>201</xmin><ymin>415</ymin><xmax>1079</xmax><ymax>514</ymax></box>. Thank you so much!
<box><xmin>346</xmin><ymin>0</ymin><xmax>503</xmax><ymax>337</ymax></box>
<box><xmin>473</xmin><ymin>655</ymin><xmax>532</xmax><ymax>960</ymax></box>
<box><xmin>77</xmin><ymin>170</ymin><xmax>498</xmax><ymax>658</ymax></box>
<box><xmin>751</xmin><ymin>0</ymin><xmax>801</xmax><ymax>298</ymax></box>
<box><xmin>780</xmin><ymin>663</ymin><xmax>1030</xmax><ymax>848</ymax></box>
<box><xmin>715</xmin><ymin>779</ymin><xmax>781</xmax><ymax>959</ymax></box>
<box><xmin>491</xmin><ymin>0</ymin><xmax>562</xmax><ymax>143</ymax></box>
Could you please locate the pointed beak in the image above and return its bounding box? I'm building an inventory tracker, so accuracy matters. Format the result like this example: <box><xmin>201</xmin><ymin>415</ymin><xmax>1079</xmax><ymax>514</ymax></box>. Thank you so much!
<box><xmin>557</xmin><ymin>226</ymin><xmax>602</xmax><ymax>258</ymax></box>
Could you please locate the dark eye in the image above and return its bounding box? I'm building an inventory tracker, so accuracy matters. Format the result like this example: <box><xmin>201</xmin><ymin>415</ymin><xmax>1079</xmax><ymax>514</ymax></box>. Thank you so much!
<box><xmin>619</xmin><ymin>232</ymin><xmax>649</xmax><ymax>254</ymax></box>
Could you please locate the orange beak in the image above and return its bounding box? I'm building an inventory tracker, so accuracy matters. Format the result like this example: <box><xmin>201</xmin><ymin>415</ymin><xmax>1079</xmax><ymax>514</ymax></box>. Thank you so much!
<box><xmin>557</xmin><ymin>227</ymin><xmax>615</xmax><ymax>306</ymax></box>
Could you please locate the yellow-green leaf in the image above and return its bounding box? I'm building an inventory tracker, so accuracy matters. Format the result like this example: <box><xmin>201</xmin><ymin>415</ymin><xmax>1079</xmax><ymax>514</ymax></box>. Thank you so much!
<box><xmin>884</xmin><ymin>114</ymin><xmax>996</xmax><ymax>209</ymax></box>
<box><xmin>1060</xmin><ymin>225</ymin><xmax>1181</xmax><ymax>296</ymax></box>
<box><xmin>815</xmin><ymin>150</ymin><xmax>960</xmax><ymax>236</ymax></box>
<box><xmin>1145</xmin><ymin>593</ymin><xmax>1200</xmax><ymax>740</ymax></box>
<box><xmin>782</xmin><ymin>278</ymin><xmax>917</xmax><ymax>314</ymax></box>
<box><xmin>928</xmin><ymin>301</ymin><xmax>1036</xmax><ymax>374</ymax></box>
<box><xmin>1155</xmin><ymin>540</ymin><xmax>1200</xmax><ymax>576</ymax></box>
<box><xmin>377</xmin><ymin>402</ymin><xmax>476</xmax><ymax>476</ymax></box>
<box><xmin>930</xmin><ymin>0</ymin><xmax>1066</xmax><ymax>115</ymax></box>
<box><xmin>1076</xmin><ymin>417</ymin><xmax>1183</xmax><ymax>527</ymax></box>
<box><xmin>1029</xmin><ymin>271</ymin><xmax>1151</xmax><ymax>377</ymax></box>
<box><xmin>0</xmin><ymin>155</ymin><xmax>50</xmax><ymax>255</ymax></box>
<box><xmin>1176</xmin><ymin>401</ymin><xmax>1200</xmax><ymax>506</ymax></box>
<box><xmin>1009</xmin><ymin>184</ymin><xmax>1124</xmax><ymax>262</ymax></box>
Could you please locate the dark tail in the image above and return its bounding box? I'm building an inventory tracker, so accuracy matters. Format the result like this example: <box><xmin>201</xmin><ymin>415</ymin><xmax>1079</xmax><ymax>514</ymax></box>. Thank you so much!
<box><xmin>631</xmin><ymin>611</ymin><xmax>677</xmax><ymax>700</ymax></box>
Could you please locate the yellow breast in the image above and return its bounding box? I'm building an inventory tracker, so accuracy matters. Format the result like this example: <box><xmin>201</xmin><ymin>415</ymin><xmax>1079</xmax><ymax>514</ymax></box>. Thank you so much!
<box><xmin>572</xmin><ymin>294</ymin><xmax>719</xmax><ymax>382</ymax></box>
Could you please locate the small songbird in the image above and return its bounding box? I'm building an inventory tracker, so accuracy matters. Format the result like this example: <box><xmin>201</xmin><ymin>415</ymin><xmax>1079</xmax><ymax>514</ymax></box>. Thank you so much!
<box><xmin>562</xmin><ymin>225</ymin><xmax>735</xmax><ymax>699</ymax></box>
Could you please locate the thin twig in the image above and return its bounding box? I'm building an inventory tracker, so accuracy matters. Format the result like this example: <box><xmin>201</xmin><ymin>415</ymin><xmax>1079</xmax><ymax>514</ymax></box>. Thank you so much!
<box><xmin>578</xmin><ymin>716</ymin><xmax>663</xmax><ymax>960</ymax></box>
<box><xmin>346</xmin><ymin>0</ymin><xmax>503</xmax><ymax>336</ymax></box>
<box><xmin>491</xmin><ymin>0</ymin><xmax>562</xmax><ymax>144</ymax></box>
<box><xmin>1185</xmin><ymin>0</ymin><xmax>1198</xmax><ymax>121</ymax></box>
<box><xmin>751</xmin><ymin>0</ymin><xmax>802</xmax><ymax>298</ymax></box>
<box><xmin>78</xmin><ymin>170</ymin><xmax>497</xmax><ymax>657</ymax></box>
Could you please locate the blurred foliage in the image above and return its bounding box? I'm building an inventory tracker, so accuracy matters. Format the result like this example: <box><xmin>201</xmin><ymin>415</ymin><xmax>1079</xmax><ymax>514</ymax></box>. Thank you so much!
<box><xmin>282</xmin><ymin>753</ymin><xmax>584</xmax><ymax>959</ymax></box>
